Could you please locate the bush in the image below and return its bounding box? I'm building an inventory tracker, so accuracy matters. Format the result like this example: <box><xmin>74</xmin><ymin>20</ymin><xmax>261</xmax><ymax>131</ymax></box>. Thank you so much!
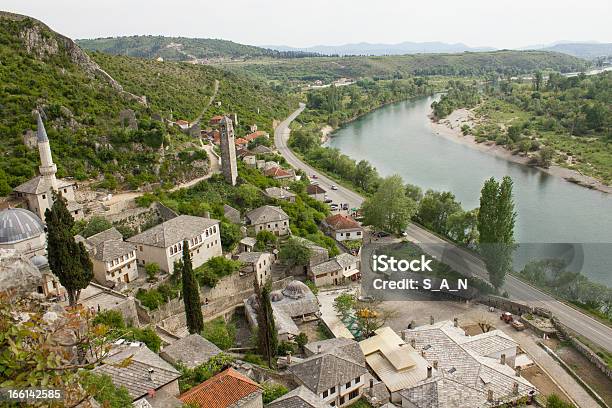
<box><xmin>201</xmin><ymin>317</ymin><xmax>236</xmax><ymax>350</ymax></box>
<box><xmin>262</xmin><ymin>382</ymin><xmax>289</xmax><ymax>404</ymax></box>
<box><xmin>92</xmin><ymin>310</ymin><xmax>125</xmax><ymax>329</ymax></box>
<box><xmin>128</xmin><ymin>327</ymin><xmax>162</xmax><ymax>352</ymax></box>
<box><xmin>178</xmin><ymin>353</ymin><xmax>235</xmax><ymax>393</ymax></box>
<box><xmin>145</xmin><ymin>263</ymin><xmax>160</xmax><ymax>281</ymax></box>
<box><xmin>79</xmin><ymin>372</ymin><xmax>132</xmax><ymax>408</ymax></box>
<box><xmin>277</xmin><ymin>341</ymin><xmax>295</xmax><ymax>356</ymax></box>
<box><xmin>243</xmin><ymin>353</ymin><xmax>266</xmax><ymax>367</ymax></box>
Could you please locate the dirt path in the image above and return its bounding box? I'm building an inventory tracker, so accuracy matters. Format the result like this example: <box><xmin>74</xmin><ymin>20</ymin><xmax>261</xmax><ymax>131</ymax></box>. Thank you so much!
<box><xmin>193</xmin><ymin>79</ymin><xmax>220</xmax><ymax>125</ymax></box>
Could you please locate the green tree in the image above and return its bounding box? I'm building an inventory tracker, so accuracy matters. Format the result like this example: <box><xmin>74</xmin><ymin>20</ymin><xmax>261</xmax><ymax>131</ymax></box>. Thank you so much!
<box><xmin>255</xmin><ymin>230</ymin><xmax>277</xmax><ymax>251</ymax></box>
<box><xmin>79</xmin><ymin>372</ymin><xmax>133</xmax><ymax>408</ymax></box>
<box><xmin>279</xmin><ymin>238</ymin><xmax>312</xmax><ymax>267</ymax></box>
<box><xmin>533</xmin><ymin>70</ymin><xmax>543</xmax><ymax>91</ymax></box>
<box><xmin>447</xmin><ymin>209</ymin><xmax>479</xmax><ymax>246</ymax></box>
<box><xmin>262</xmin><ymin>383</ymin><xmax>289</xmax><ymax>404</ymax></box>
<box><xmin>234</xmin><ymin>184</ymin><xmax>261</xmax><ymax>209</ymax></box>
<box><xmin>181</xmin><ymin>241</ymin><xmax>204</xmax><ymax>334</ymax></box>
<box><xmin>537</xmin><ymin>146</ymin><xmax>555</xmax><ymax>168</ymax></box>
<box><xmin>145</xmin><ymin>262</ymin><xmax>160</xmax><ymax>281</ymax></box>
<box><xmin>362</xmin><ymin>175</ymin><xmax>417</xmax><ymax>234</ymax></box>
<box><xmin>220</xmin><ymin>221</ymin><xmax>242</xmax><ymax>251</ymax></box>
<box><xmin>295</xmin><ymin>332</ymin><xmax>308</xmax><ymax>352</ymax></box>
<box><xmin>477</xmin><ymin>177</ymin><xmax>516</xmax><ymax>289</ymax></box>
<box><xmin>416</xmin><ymin>190</ymin><xmax>462</xmax><ymax>235</ymax></box>
<box><xmin>202</xmin><ymin>317</ymin><xmax>236</xmax><ymax>350</ymax></box>
<box><xmin>80</xmin><ymin>216</ymin><xmax>113</xmax><ymax>238</ymax></box>
<box><xmin>334</xmin><ymin>293</ymin><xmax>356</xmax><ymax>319</ymax></box>
<box><xmin>546</xmin><ymin>394</ymin><xmax>575</xmax><ymax>408</ymax></box>
<box><xmin>45</xmin><ymin>193</ymin><xmax>93</xmax><ymax>306</ymax></box>
<box><xmin>254</xmin><ymin>278</ymin><xmax>278</xmax><ymax>368</ymax></box>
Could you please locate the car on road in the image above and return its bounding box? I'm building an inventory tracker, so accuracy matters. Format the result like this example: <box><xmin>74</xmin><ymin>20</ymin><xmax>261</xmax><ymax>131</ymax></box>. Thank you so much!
<box><xmin>373</xmin><ymin>231</ymin><xmax>391</xmax><ymax>238</ymax></box>
<box><xmin>324</xmin><ymin>198</ymin><xmax>333</xmax><ymax>204</ymax></box>
<box><xmin>500</xmin><ymin>312</ymin><xmax>513</xmax><ymax>323</ymax></box>
<box><xmin>311</xmin><ymin>174</ymin><xmax>318</xmax><ymax>179</ymax></box>
<box><xmin>331</xmin><ymin>185</ymin><xmax>338</xmax><ymax>190</ymax></box>
<box><xmin>330</xmin><ymin>203</ymin><xmax>339</xmax><ymax>210</ymax></box>
<box><xmin>342</xmin><ymin>203</ymin><xmax>349</xmax><ymax>210</ymax></box>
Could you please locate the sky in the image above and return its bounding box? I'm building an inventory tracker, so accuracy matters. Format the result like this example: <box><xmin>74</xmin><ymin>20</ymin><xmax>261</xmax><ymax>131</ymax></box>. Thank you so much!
<box><xmin>3</xmin><ymin>0</ymin><xmax>612</xmax><ymax>49</ymax></box>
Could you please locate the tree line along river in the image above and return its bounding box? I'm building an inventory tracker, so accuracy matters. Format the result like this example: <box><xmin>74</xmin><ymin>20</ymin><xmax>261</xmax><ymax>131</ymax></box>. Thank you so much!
<box><xmin>326</xmin><ymin>95</ymin><xmax>612</xmax><ymax>287</ymax></box>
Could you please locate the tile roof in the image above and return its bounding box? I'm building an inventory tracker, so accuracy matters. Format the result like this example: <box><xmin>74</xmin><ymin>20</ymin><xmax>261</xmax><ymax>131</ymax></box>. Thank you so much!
<box><xmin>265</xmin><ymin>167</ymin><xmax>293</xmax><ymax>178</ymax></box>
<box><xmin>251</xmin><ymin>145</ymin><xmax>273</xmax><ymax>154</ymax></box>
<box><xmin>14</xmin><ymin>176</ymin><xmax>74</xmax><ymax>195</ymax></box>
<box><xmin>267</xmin><ymin>385</ymin><xmax>332</xmax><ymax>408</ymax></box>
<box><xmin>306</xmin><ymin>184</ymin><xmax>326</xmax><ymax>195</ymax></box>
<box><xmin>246</xmin><ymin>205</ymin><xmax>289</xmax><ymax>225</ymax></box>
<box><xmin>265</xmin><ymin>187</ymin><xmax>297</xmax><ymax>200</ymax></box>
<box><xmin>235</xmin><ymin>137</ymin><xmax>248</xmax><ymax>146</ymax></box>
<box><xmin>86</xmin><ymin>227</ymin><xmax>123</xmax><ymax>247</ymax></box>
<box><xmin>240</xmin><ymin>237</ymin><xmax>257</xmax><ymax>247</ymax></box>
<box><xmin>91</xmin><ymin>240</ymin><xmax>136</xmax><ymax>262</ymax></box>
<box><xmin>245</xmin><ymin>130</ymin><xmax>268</xmax><ymax>141</ymax></box>
<box><xmin>311</xmin><ymin>253</ymin><xmax>358</xmax><ymax>276</ymax></box>
<box><xmin>93</xmin><ymin>343</ymin><xmax>181</xmax><ymax>401</ymax></box>
<box><xmin>289</xmin><ymin>339</ymin><xmax>366</xmax><ymax>394</ymax></box>
<box><xmin>324</xmin><ymin>214</ymin><xmax>361</xmax><ymax>231</ymax></box>
<box><xmin>127</xmin><ymin>215</ymin><xmax>219</xmax><ymax>248</ymax></box>
<box><xmin>160</xmin><ymin>334</ymin><xmax>222</xmax><ymax>369</ymax></box>
<box><xmin>237</xmin><ymin>251</ymin><xmax>270</xmax><ymax>265</ymax></box>
<box><xmin>178</xmin><ymin>368</ymin><xmax>261</xmax><ymax>408</ymax></box>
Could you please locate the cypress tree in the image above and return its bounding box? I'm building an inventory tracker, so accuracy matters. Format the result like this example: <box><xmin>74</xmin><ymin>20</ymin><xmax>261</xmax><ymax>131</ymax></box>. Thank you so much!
<box><xmin>477</xmin><ymin>177</ymin><xmax>516</xmax><ymax>289</ymax></box>
<box><xmin>254</xmin><ymin>278</ymin><xmax>277</xmax><ymax>368</ymax></box>
<box><xmin>45</xmin><ymin>193</ymin><xmax>93</xmax><ymax>306</ymax></box>
<box><xmin>181</xmin><ymin>240</ymin><xmax>204</xmax><ymax>334</ymax></box>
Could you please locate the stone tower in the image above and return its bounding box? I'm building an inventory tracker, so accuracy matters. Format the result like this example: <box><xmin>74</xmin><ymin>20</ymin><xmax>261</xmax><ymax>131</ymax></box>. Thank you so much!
<box><xmin>219</xmin><ymin>116</ymin><xmax>238</xmax><ymax>186</ymax></box>
<box><xmin>36</xmin><ymin>112</ymin><xmax>58</xmax><ymax>190</ymax></box>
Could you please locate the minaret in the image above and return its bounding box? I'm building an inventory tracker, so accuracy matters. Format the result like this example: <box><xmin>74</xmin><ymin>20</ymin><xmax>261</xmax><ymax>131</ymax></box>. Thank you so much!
<box><xmin>36</xmin><ymin>112</ymin><xmax>58</xmax><ymax>190</ymax></box>
<box><xmin>219</xmin><ymin>116</ymin><xmax>238</xmax><ymax>186</ymax></box>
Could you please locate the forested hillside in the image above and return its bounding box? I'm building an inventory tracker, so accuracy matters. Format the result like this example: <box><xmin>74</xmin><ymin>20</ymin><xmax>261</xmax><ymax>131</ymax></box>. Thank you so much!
<box><xmin>0</xmin><ymin>13</ymin><xmax>293</xmax><ymax>196</ymax></box>
<box><xmin>220</xmin><ymin>50</ymin><xmax>589</xmax><ymax>83</ymax></box>
<box><xmin>77</xmin><ymin>36</ymin><xmax>318</xmax><ymax>61</ymax></box>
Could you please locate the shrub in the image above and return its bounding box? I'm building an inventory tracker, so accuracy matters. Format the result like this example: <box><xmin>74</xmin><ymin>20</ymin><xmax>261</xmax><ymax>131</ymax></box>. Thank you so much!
<box><xmin>262</xmin><ymin>382</ymin><xmax>289</xmax><ymax>404</ymax></box>
<box><xmin>202</xmin><ymin>317</ymin><xmax>236</xmax><ymax>350</ymax></box>
<box><xmin>79</xmin><ymin>372</ymin><xmax>132</xmax><ymax>408</ymax></box>
<box><xmin>92</xmin><ymin>310</ymin><xmax>125</xmax><ymax>329</ymax></box>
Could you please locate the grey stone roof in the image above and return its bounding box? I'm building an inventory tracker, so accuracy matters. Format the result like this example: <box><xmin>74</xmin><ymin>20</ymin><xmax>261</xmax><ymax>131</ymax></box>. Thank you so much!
<box><xmin>291</xmin><ymin>237</ymin><xmax>327</xmax><ymax>255</ymax></box>
<box><xmin>304</xmin><ymin>338</ymin><xmax>365</xmax><ymax>366</ymax></box>
<box><xmin>335</xmin><ymin>253</ymin><xmax>358</xmax><ymax>268</ymax></box>
<box><xmin>13</xmin><ymin>176</ymin><xmax>74</xmax><ymax>195</ymax></box>
<box><xmin>93</xmin><ymin>343</ymin><xmax>181</xmax><ymax>401</ymax></box>
<box><xmin>240</xmin><ymin>237</ymin><xmax>257</xmax><ymax>247</ymax></box>
<box><xmin>237</xmin><ymin>251</ymin><xmax>270</xmax><ymax>265</ymax></box>
<box><xmin>127</xmin><ymin>215</ymin><xmax>219</xmax><ymax>248</ymax></box>
<box><xmin>267</xmin><ymin>385</ymin><xmax>332</xmax><ymax>408</ymax></box>
<box><xmin>86</xmin><ymin>227</ymin><xmax>123</xmax><ymax>247</ymax></box>
<box><xmin>160</xmin><ymin>333</ymin><xmax>221</xmax><ymax>369</ymax></box>
<box><xmin>246</xmin><ymin>205</ymin><xmax>289</xmax><ymax>225</ymax></box>
<box><xmin>223</xmin><ymin>204</ymin><xmax>241</xmax><ymax>223</ymax></box>
<box><xmin>311</xmin><ymin>253</ymin><xmax>358</xmax><ymax>276</ymax></box>
<box><xmin>92</xmin><ymin>240</ymin><xmax>136</xmax><ymax>262</ymax></box>
<box><xmin>0</xmin><ymin>208</ymin><xmax>45</xmax><ymax>244</ymax></box>
<box><xmin>251</xmin><ymin>145</ymin><xmax>273</xmax><ymax>154</ymax></box>
<box><xmin>265</xmin><ymin>187</ymin><xmax>296</xmax><ymax>200</ymax></box>
<box><xmin>289</xmin><ymin>339</ymin><xmax>367</xmax><ymax>394</ymax></box>
<box><xmin>400</xmin><ymin>321</ymin><xmax>536</xmax><ymax>408</ymax></box>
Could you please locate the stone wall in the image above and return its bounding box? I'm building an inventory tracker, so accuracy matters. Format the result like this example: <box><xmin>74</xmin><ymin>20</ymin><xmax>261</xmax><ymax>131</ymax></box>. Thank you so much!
<box><xmin>477</xmin><ymin>295</ymin><xmax>551</xmax><ymax>318</ymax></box>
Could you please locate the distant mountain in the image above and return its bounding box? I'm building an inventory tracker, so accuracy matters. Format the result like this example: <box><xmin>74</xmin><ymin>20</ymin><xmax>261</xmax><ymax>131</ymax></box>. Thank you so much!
<box><xmin>76</xmin><ymin>35</ymin><xmax>319</xmax><ymax>61</ymax></box>
<box><xmin>263</xmin><ymin>41</ymin><xmax>495</xmax><ymax>56</ymax></box>
<box><xmin>538</xmin><ymin>43</ymin><xmax>612</xmax><ymax>60</ymax></box>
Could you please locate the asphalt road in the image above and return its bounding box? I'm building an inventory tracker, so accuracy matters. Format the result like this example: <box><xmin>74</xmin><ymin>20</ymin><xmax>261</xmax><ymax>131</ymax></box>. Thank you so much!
<box><xmin>275</xmin><ymin>105</ymin><xmax>612</xmax><ymax>354</ymax></box>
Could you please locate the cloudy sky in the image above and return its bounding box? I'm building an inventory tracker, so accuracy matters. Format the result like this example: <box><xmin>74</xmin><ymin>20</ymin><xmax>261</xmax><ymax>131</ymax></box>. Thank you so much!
<box><xmin>3</xmin><ymin>0</ymin><xmax>611</xmax><ymax>49</ymax></box>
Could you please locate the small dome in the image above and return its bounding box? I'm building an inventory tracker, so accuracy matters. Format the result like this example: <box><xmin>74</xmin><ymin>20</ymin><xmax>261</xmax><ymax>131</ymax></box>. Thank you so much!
<box><xmin>270</xmin><ymin>290</ymin><xmax>284</xmax><ymax>302</ymax></box>
<box><xmin>30</xmin><ymin>255</ymin><xmax>48</xmax><ymax>268</ymax></box>
<box><xmin>282</xmin><ymin>280</ymin><xmax>309</xmax><ymax>299</ymax></box>
<box><xmin>247</xmin><ymin>293</ymin><xmax>259</xmax><ymax>309</ymax></box>
<box><xmin>0</xmin><ymin>208</ymin><xmax>45</xmax><ymax>244</ymax></box>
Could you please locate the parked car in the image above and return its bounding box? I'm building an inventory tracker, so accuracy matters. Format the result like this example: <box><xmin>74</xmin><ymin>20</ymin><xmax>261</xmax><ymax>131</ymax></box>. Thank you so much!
<box><xmin>512</xmin><ymin>321</ymin><xmax>525</xmax><ymax>331</ymax></box>
<box><xmin>331</xmin><ymin>185</ymin><xmax>338</xmax><ymax>190</ymax></box>
<box><xmin>373</xmin><ymin>231</ymin><xmax>390</xmax><ymax>238</ymax></box>
<box><xmin>324</xmin><ymin>198</ymin><xmax>333</xmax><ymax>204</ymax></box>
<box><xmin>500</xmin><ymin>312</ymin><xmax>513</xmax><ymax>323</ymax></box>
<box><xmin>311</xmin><ymin>174</ymin><xmax>318</xmax><ymax>179</ymax></box>
<box><xmin>330</xmin><ymin>203</ymin><xmax>339</xmax><ymax>210</ymax></box>
<box><xmin>342</xmin><ymin>203</ymin><xmax>349</xmax><ymax>210</ymax></box>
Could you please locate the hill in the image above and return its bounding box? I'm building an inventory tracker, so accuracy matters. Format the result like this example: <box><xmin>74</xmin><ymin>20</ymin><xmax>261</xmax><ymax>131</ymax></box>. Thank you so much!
<box><xmin>0</xmin><ymin>13</ymin><xmax>293</xmax><ymax>196</ymax></box>
<box><xmin>265</xmin><ymin>41</ymin><xmax>495</xmax><ymax>56</ymax></box>
<box><xmin>219</xmin><ymin>50</ymin><xmax>590</xmax><ymax>82</ymax></box>
<box><xmin>76</xmin><ymin>35</ymin><xmax>319</xmax><ymax>61</ymax></box>
<box><xmin>540</xmin><ymin>43</ymin><xmax>612</xmax><ymax>60</ymax></box>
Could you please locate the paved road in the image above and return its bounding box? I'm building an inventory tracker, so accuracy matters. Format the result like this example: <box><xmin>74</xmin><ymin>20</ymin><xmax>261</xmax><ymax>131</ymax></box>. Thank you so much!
<box><xmin>275</xmin><ymin>105</ymin><xmax>612</xmax><ymax>354</ymax></box>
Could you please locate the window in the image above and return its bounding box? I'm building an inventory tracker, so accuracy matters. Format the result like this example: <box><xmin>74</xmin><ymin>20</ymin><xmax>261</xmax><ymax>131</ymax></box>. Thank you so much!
<box><xmin>330</xmin><ymin>402</ymin><xmax>335</xmax><ymax>407</ymax></box>
<box><xmin>346</xmin><ymin>381</ymin><xmax>351</xmax><ymax>389</ymax></box>
<box><xmin>139</xmin><ymin>246</ymin><xmax>143</xmax><ymax>251</ymax></box>
<box><xmin>357</xmin><ymin>231</ymin><xmax>362</xmax><ymax>236</ymax></box>
<box><xmin>330</xmin><ymin>386</ymin><xmax>335</xmax><ymax>394</ymax></box>
<box><xmin>323</xmin><ymin>390</ymin><xmax>328</xmax><ymax>398</ymax></box>
<box><xmin>340</xmin><ymin>396</ymin><xmax>345</xmax><ymax>405</ymax></box>
<box><xmin>349</xmin><ymin>390</ymin><xmax>359</xmax><ymax>400</ymax></box>
<box><xmin>42</xmin><ymin>194</ymin><xmax>46</xmax><ymax>199</ymax></box>
<box><xmin>354</xmin><ymin>376</ymin><xmax>360</xmax><ymax>385</ymax></box>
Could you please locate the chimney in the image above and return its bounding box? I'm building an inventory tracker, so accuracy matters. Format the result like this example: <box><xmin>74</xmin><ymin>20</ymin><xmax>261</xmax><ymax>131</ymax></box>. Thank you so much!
<box><xmin>433</xmin><ymin>360</ymin><xmax>438</xmax><ymax>369</ymax></box>
<box><xmin>369</xmin><ymin>378</ymin><xmax>374</xmax><ymax>397</ymax></box>
<box><xmin>500</xmin><ymin>354</ymin><xmax>506</xmax><ymax>365</ymax></box>
<box><xmin>317</xmin><ymin>345</ymin><xmax>322</xmax><ymax>354</ymax></box>
<box><xmin>430</xmin><ymin>316</ymin><xmax>434</xmax><ymax>325</ymax></box>
<box><xmin>487</xmin><ymin>389</ymin><xmax>493</xmax><ymax>402</ymax></box>
<box><xmin>515</xmin><ymin>366</ymin><xmax>521</xmax><ymax>377</ymax></box>
<box><xmin>513</xmin><ymin>382</ymin><xmax>519</xmax><ymax>395</ymax></box>
<box><xmin>453</xmin><ymin>317</ymin><xmax>459</xmax><ymax>327</ymax></box>
<box><xmin>204</xmin><ymin>211</ymin><xmax>210</xmax><ymax>219</ymax></box>
<box><xmin>427</xmin><ymin>366</ymin><xmax>432</xmax><ymax>378</ymax></box>
<box><xmin>410</xmin><ymin>338</ymin><xmax>416</xmax><ymax>348</ymax></box>
<box><xmin>421</xmin><ymin>350</ymin><xmax>426</xmax><ymax>357</ymax></box>
<box><xmin>287</xmin><ymin>351</ymin><xmax>291</xmax><ymax>365</ymax></box>
<box><xmin>148</xmin><ymin>368</ymin><xmax>155</xmax><ymax>382</ymax></box>
<box><xmin>401</xmin><ymin>331</ymin><xmax>406</xmax><ymax>341</ymax></box>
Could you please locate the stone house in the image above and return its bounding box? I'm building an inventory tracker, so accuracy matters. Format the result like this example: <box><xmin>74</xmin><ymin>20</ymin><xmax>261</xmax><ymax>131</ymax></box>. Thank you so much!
<box><xmin>306</xmin><ymin>184</ymin><xmax>327</xmax><ymax>200</ymax></box>
<box><xmin>78</xmin><ymin>227</ymin><xmax>138</xmax><ymax>285</ymax></box>
<box><xmin>322</xmin><ymin>214</ymin><xmax>363</xmax><ymax>242</ymax></box>
<box><xmin>289</xmin><ymin>338</ymin><xmax>368</xmax><ymax>407</ymax></box>
<box><xmin>237</xmin><ymin>251</ymin><xmax>275</xmax><ymax>285</ymax></box>
<box><xmin>223</xmin><ymin>204</ymin><xmax>241</xmax><ymax>224</ymax></box>
<box><xmin>309</xmin><ymin>253</ymin><xmax>360</xmax><ymax>287</ymax></box>
<box><xmin>245</xmin><ymin>205</ymin><xmax>290</xmax><ymax>236</ymax></box>
<box><xmin>160</xmin><ymin>333</ymin><xmax>221</xmax><ymax>369</ymax></box>
<box><xmin>127</xmin><ymin>215</ymin><xmax>222</xmax><ymax>274</ymax></box>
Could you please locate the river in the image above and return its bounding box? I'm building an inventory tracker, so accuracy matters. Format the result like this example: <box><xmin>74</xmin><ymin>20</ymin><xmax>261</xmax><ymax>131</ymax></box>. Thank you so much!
<box><xmin>326</xmin><ymin>95</ymin><xmax>612</xmax><ymax>287</ymax></box>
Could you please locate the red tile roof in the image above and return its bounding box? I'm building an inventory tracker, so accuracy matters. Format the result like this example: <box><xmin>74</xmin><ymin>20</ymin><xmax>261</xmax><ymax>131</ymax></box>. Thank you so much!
<box><xmin>264</xmin><ymin>167</ymin><xmax>292</xmax><ymax>178</ymax></box>
<box><xmin>325</xmin><ymin>214</ymin><xmax>361</xmax><ymax>231</ymax></box>
<box><xmin>175</xmin><ymin>120</ymin><xmax>190</xmax><ymax>126</ymax></box>
<box><xmin>179</xmin><ymin>368</ymin><xmax>261</xmax><ymax>408</ymax></box>
<box><xmin>209</xmin><ymin>115</ymin><xmax>224</xmax><ymax>125</ymax></box>
<box><xmin>245</xmin><ymin>130</ymin><xmax>268</xmax><ymax>141</ymax></box>
<box><xmin>235</xmin><ymin>137</ymin><xmax>248</xmax><ymax>146</ymax></box>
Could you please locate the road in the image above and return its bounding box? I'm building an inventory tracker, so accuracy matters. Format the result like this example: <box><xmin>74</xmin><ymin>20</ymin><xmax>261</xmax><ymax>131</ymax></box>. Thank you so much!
<box><xmin>275</xmin><ymin>105</ymin><xmax>612</xmax><ymax>354</ymax></box>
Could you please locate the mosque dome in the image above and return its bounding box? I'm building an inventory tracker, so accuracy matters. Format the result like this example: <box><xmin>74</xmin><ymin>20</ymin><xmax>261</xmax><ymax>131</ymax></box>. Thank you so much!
<box><xmin>282</xmin><ymin>280</ymin><xmax>310</xmax><ymax>299</ymax></box>
<box><xmin>30</xmin><ymin>254</ymin><xmax>49</xmax><ymax>268</ymax></box>
<box><xmin>270</xmin><ymin>290</ymin><xmax>284</xmax><ymax>302</ymax></box>
<box><xmin>0</xmin><ymin>208</ymin><xmax>45</xmax><ymax>244</ymax></box>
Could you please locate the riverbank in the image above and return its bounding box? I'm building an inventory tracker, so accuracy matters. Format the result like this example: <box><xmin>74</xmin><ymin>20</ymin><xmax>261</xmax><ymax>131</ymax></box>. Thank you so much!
<box><xmin>430</xmin><ymin>108</ymin><xmax>612</xmax><ymax>194</ymax></box>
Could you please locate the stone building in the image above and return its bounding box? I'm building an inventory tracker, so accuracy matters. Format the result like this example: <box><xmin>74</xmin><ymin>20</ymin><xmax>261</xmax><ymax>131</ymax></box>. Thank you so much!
<box><xmin>309</xmin><ymin>253</ymin><xmax>360</xmax><ymax>287</ymax></box>
<box><xmin>219</xmin><ymin>116</ymin><xmax>238</xmax><ymax>186</ymax></box>
<box><xmin>13</xmin><ymin>112</ymin><xmax>83</xmax><ymax>220</ymax></box>
<box><xmin>245</xmin><ymin>205</ymin><xmax>290</xmax><ymax>236</ymax></box>
<box><xmin>322</xmin><ymin>214</ymin><xmax>363</xmax><ymax>242</ymax></box>
<box><xmin>0</xmin><ymin>208</ymin><xmax>47</xmax><ymax>258</ymax></box>
<box><xmin>236</xmin><ymin>251</ymin><xmax>275</xmax><ymax>285</ymax></box>
<box><xmin>127</xmin><ymin>215</ymin><xmax>222</xmax><ymax>274</ymax></box>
